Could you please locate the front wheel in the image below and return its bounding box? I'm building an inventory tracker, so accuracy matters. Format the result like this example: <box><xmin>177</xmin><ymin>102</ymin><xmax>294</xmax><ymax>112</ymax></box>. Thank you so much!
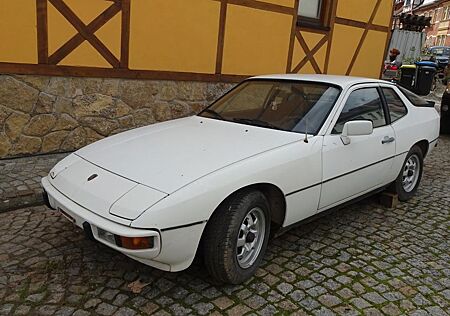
<box><xmin>203</xmin><ymin>190</ymin><xmax>271</xmax><ymax>284</ymax></box>
<box><xmin>392</xmin><ymin>146</ymin><xmax>424</xmax><ymax>201</ymax></box>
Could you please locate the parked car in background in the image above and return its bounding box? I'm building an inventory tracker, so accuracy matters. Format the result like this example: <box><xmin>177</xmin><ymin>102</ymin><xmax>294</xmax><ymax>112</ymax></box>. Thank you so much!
<box><xmin>42</xmin><ymin>75</ymin><xmax>440</xmax><ymax>284</ymax></box>
<box><xmin>428</xmin><ymin>46</ymin><xmax>450</xmax><ymax>69</ymax></box>
<box><xmin>440</xmin><ymin>83</ymin><xmax>450</xmax><ymax>134</ymax></box>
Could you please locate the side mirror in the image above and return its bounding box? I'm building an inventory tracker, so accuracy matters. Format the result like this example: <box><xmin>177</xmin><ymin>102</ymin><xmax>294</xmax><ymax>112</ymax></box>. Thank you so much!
<box><xmin>340</xmin><ymin>120</ymin><xmax>373</xmax><ymax>145</ymax></box>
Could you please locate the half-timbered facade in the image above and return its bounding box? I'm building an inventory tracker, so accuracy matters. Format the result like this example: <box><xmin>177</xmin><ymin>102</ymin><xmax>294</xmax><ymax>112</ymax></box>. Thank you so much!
<box><xmin>0</xmin><ymin>0</ymin><xmax>394</xmax><ymax>158</ymax></box>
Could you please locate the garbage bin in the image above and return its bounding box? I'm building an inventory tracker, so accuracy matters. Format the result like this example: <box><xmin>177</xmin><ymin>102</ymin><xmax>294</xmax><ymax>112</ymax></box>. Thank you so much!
<box><xmin>415</xmin><ymin>61</ymin><xmax>437</xmax><ymax>95</ymax></box>
<box><xmin>416</xmin><ymin>61</ymin><xmax>438</xmax><ymax>67</ymax></box>
<box><xmin>440</xmin><ymin>85</ymin><xmax>450</xmax><ymax>134</ymax></box>
<box><xmin>399</xmin><ymin>65</ymin><xmax>417</xmax><ymax>90</ymax></box>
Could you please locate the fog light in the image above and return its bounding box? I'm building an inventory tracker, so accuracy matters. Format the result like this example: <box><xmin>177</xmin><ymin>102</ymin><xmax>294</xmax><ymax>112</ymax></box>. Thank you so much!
<box><xmin>97</xmin><ymin>227</ymin><xmax>116</xmax><ymax>245</ymax></box>
<box><xmin>442</xmin><ymin>104</ymin><xmax>448</xmax><ymax>112</ymax></box>
<box><xmin>117</xmin><ymin>236</ymin><xmax>154</xmax><ymax>250</ymax></box>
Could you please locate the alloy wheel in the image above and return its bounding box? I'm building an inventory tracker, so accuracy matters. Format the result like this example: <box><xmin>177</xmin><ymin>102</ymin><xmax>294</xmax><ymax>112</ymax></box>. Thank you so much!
<box><xmin>236</xmin><ymin>207</ymin><xmax>266</xmax><ymax>269</ymax></box>
<box><xmin>402</xmin><ymin>154</ymin><xmax>421</xmax><ymax>193</ymax></box>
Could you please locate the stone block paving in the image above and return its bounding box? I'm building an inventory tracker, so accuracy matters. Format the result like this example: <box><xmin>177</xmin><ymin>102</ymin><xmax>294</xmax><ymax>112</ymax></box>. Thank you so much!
<box><xmin>0</xmin><ymin>153</ymin><xmax>69</xmax><ymax>212</ymax></box>
<box><xmin>0</xmin><ymin>136</ymin><xmax>449</xmax><ymax>316</ymax></box>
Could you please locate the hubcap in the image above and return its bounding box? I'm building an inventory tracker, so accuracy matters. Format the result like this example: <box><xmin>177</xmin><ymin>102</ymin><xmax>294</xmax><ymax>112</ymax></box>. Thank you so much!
<box><xmin>236</xmin><ymin>207</ymin><xmax>266</xmax><ymax>269</ymax></box>
<box><xmin>402</xmin><ymin>154</ymin><xmax>420</xmax><ymax>193</ymax></box>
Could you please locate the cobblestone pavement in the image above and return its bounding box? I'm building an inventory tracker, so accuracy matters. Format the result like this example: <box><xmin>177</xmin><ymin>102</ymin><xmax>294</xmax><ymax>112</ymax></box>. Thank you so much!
<box><xmin>0</xmin><ymin>136</ymin><xmax>449</xmax><ymax>316</ymax></box>
<box><xmin>0</xmin><ymin>153</ymin><xmax>69</xmax><ymax>212</ymax></box>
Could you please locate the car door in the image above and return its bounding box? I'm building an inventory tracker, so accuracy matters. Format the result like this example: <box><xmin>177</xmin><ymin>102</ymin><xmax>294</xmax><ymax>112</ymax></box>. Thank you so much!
<box><xmin>319</xmin><ymin>85</ymin><xmax>396</xmax><ymax>210</ymax></box>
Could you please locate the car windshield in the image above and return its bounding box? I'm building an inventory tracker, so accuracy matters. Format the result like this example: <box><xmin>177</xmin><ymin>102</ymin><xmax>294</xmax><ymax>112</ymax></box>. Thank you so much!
<box><xmin>199</xmin><ymin>80</ymin><xmax>341</xmax><ymax>135</ymax></box>
<box><xmin>430</xmin><ymin>47</ymin><xmax>450</xmax><ymax>56</ymax></box>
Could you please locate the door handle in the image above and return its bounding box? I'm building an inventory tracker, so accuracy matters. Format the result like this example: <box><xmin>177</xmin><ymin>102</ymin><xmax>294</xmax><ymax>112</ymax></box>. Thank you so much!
<box><xmin>382</xmin><ymin>136</ymin><xmax>395</xmax><ymax>144</ymax></box>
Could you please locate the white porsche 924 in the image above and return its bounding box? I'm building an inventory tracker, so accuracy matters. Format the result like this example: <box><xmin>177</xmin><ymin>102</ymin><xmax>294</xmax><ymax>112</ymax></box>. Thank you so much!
<box><xmin>42</xmin><ymin>75</ymin><xmax>440</xmax><ymax>284</ymax></box>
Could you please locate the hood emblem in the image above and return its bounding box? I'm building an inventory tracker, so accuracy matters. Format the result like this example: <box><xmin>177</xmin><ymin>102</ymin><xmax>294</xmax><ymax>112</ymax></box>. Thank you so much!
<box><xmin>87</xmin><ymin>174</ymin><xmax>98</xmax><ymax>182</ymax></box>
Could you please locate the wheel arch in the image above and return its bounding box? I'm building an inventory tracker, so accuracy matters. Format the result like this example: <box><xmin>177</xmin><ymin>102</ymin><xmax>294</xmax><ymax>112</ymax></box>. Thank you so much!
<box><xmin>413</xmin><ymin>139</ymin><xmax>429</xmax><ymax>158</ymax></box>
<box><xmin>251</xmin><ymin>183</ymin><xmax>287</xmax><ymax>233</ymax></box>
<box><xmin>202</xmin><ymin>183</ymin><xmax>287</xmax><ymax>240</ymax></box>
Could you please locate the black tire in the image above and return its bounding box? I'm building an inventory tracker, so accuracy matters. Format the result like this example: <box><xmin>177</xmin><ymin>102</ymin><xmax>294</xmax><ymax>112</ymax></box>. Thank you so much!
<box><xmin>392</xmin><ymin>146</ymin><xmax>424</xmax><ymax>201</ymax></box>
<box><xmin>203</xmin><ymin>190</ymin><xmax>271</xmax><ymax>284</ymax></box>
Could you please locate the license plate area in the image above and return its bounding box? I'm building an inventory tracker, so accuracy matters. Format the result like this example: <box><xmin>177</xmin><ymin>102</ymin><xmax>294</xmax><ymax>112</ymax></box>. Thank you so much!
<box><xmin>58</xmin><ymin>207</ymin><xmax>76</xmax><ymax>224</ymax></box>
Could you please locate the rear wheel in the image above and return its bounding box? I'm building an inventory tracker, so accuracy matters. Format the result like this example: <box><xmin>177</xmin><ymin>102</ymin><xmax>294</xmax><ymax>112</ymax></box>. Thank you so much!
<box><xmin>203</xmin><ymin>190</ymin><xmax>270</xmax><ymax>284</ymax></box>
<box><xmin>392</xmin><ymin>146</ymin><xmax>424</xmax><ymax>201</ymax></box>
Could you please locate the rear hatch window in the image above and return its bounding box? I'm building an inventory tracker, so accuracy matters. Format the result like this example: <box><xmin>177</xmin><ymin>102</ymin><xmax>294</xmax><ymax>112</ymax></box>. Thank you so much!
<box><xmin>397</xmin><ymin>86</ymin><xmax>434</xmax><ymax>107</ymax></box>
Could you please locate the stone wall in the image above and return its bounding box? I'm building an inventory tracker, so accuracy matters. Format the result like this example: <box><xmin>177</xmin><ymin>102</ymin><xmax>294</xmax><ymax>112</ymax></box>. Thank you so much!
<box><xmin>0</xmin><ymin>74</ymin><xmax>234</xmax><ymax>158</ymax></box>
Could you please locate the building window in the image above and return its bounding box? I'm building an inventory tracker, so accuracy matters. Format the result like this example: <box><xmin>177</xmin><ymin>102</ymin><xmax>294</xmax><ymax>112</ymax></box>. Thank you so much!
<box><xmin>297</xmin><ymin>0</ymin><xmax>330</xmax><ymax>29</ymax></box>
<box><xmin>444</xmin><ymin>6</ymin><xmax>450</xmax><ymax>20</ymax></box>
<box><xmin>298</xmin><ymin>0</ymin><xmax>322</xmax><ymax>19</ymax></box>
<box><xmin>436</xmin><ymin>35</ymin><xmax>446</xmax><ymax>46</ymax></box>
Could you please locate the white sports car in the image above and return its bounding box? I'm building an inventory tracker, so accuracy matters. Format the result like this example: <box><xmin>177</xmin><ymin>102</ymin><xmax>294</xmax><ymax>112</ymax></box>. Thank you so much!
<box><xmin>42</xmin><ymin>75</ymin><xmax>440</xmax><ymax>284</ymax></box>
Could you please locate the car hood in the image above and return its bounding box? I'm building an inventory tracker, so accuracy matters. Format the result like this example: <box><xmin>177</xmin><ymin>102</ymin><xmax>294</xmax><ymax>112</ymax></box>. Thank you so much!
<box><xmin>76</xmin><ymin>116</ymin><xmax>301</xmax><ymax>193</ymax></box>
<box><xmin>48</xmin><ymin>155</ymin><xmax>167</xmax><ymax>221</ymax></box>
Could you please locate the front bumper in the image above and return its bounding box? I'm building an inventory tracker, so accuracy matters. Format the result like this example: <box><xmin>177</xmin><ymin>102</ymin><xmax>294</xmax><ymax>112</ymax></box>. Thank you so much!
<box><xmin>41</xmin><ymin>177</ymin><xmax>170</xmax><ymax>270</ymax></box>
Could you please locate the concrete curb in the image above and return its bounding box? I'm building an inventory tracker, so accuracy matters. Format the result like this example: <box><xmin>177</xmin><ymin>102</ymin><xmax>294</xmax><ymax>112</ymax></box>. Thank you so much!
<box><xmin>0</xmin><ymin>191</ymin><xmax>45</xmax><ymax>213</ymax></box>
<box><xmin>0</xmin><ymin>152</ymin><xmax>70</xmax><ymax>213</ymax></box>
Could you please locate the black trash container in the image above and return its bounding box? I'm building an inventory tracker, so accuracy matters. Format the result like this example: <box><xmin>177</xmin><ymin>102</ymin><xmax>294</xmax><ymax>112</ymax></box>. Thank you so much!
<box><xmin>415</xmin><ymin>61</ymin><xmax>437</xmax><ymax>95</ymax></box>
<box><xmin>399</xmin><ymin>65</ymin><xmax>417</xmax><ymax>90</ymax></box>
<box><xmin>441</xmin><ymin>105</ymin><xmax>450</xmax><ymax>134</ymax></box>
<box><xmin>440</xmin><ymin>89</ymin><xmax>450</xmax><ymax>134</ymax></box>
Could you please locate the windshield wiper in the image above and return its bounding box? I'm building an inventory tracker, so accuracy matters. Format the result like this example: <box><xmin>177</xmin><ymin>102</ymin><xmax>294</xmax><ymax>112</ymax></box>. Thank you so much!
<box><xmin>233</xmin><ymin>118</ymin><xmax>282</xmax><ymax>130</ymax></box>
<box><xmin>202</xmin><ymin>109</ymin><xmax>225</xmax><ymax>120</ymax></box>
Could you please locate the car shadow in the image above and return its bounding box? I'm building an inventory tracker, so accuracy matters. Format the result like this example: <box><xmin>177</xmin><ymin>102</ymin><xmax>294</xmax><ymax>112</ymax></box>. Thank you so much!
<box><xmin>50</xmin><ymin>194</ymin><xmax>382</xmax><ymax>289</ymax></box>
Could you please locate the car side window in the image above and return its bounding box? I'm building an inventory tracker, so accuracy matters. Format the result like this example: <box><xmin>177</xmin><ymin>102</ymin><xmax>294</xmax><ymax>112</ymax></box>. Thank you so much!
<box><xmin>382</xmin><ymin>88</ymin><xmax>407</xmax><ymax>123</ymax></box>
<box><xmin>332</xmin><ymin>88</ymin><xmax>386</xmax><ymax>134</ymax></box>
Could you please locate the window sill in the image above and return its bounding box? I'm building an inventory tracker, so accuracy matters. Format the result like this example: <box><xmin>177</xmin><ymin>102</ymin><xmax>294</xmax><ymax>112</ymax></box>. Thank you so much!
<box><xmin>296</xmin><ymin>20</ymin><xmax>330</xmax><ymax>32</ymax></box>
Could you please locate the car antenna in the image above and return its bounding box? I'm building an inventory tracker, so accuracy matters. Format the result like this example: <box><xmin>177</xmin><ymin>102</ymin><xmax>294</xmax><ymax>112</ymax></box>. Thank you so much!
<box><xmin>304</xmin><ymin>119</ymin><xmax>309</xmax><ymax>143</ymax></box>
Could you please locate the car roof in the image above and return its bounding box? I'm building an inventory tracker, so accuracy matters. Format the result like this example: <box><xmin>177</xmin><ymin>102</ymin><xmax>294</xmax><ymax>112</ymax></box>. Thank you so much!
<box><xmin>248</xmin><ymin>74</ymin><xmax>391</xmax><ymax>89</ymax></box>
<box><xmin>429</xmin><ymin>46</ymin><xmax>450</xmax><ymax>49</ymax></box>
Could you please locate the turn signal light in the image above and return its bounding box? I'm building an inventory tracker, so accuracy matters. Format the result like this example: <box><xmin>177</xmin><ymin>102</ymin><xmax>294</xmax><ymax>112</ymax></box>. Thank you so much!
<box><xmin>117</xmin><ymin>236</ymin><xmax>154</xmax><ymax>250</ymax></box>
<box><xmin>97</xmin><ymin>227</ymin><xmax>155</xmax><ymax>250</ymax></box>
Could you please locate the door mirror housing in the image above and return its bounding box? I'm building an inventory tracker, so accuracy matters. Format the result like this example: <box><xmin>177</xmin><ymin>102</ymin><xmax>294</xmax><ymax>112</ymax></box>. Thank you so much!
<box><xmin>340</xmin><ymin>120</ymin><xmax>373</xmax><ymax>145</ymax></box>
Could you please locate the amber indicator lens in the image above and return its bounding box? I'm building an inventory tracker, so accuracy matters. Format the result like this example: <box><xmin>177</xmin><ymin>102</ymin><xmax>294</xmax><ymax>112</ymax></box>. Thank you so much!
<box><xmin>118</xmin><ymin>236</ymin><xmax>154</xmax><ymax>250</ymax></box>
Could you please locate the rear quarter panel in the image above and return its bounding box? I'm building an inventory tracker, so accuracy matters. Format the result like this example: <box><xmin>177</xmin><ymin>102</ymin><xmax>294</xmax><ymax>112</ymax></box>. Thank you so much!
<box><xmin>387</xmin><ymin>86</ymin><xmax>440</xmax><ymax>182</ymax></box>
